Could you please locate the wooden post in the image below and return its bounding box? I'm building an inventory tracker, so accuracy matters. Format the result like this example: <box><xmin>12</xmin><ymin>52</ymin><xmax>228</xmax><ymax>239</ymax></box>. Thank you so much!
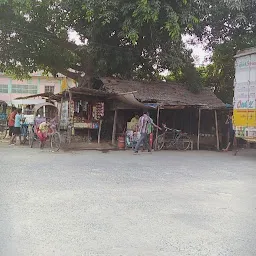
<box><xmin>112</xmin><ymin>109</ymin><xmax>118</xmax><ymax>145</ymax></box>
<box><xmin>189</xmin><ymin>109</ymin><xmax>192</xmax><ymax>134</ymax></box>
<box><xmin>58</xmin><ymin>96</ymin><xmax>63</xmax><ymax>132</ymax></box>
<box><xmin>87</xmin><ymin>129</ymin><xmax>91</xmax><ymax>143</ymax></box>
<box><xmin>98</xmin><ymin>120</ymin><xmax>103</xmax><ymax>144</ymax></box>
<box><xmin>43</xmin><ymin>105</ymin><xmax>46</xmax><ymax>118</ymax></box>
<box><xmin>68</xmin><ymin>90</ymin><xmax>72</xmax><ymax>122</ymax></box>
<box><xmin>197</xmin><ymin>108</ymin><xmax>201</xmax><ymax>150</ymax></box>
<box><xmin>215</xmin><ymin>110</ymin><xmax>220</xmax><ymax>150</ymax></box>
<box><xmin>155</xmin><ymin>106</ymin><xmax>160</xmax><ymax>150</ymax></box>
<box><xmin>68</xmin><ymin>90</ymin><xmax>73</xmax><ymax>141</ymax></box>
<box><xmin>173</xmin><ymin>111</ymin><xmax>176</xmax><ymax>128</ymax></box>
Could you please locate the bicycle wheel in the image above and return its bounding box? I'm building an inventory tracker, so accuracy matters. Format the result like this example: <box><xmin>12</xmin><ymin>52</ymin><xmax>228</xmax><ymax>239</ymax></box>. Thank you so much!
<box><xmin>50</xmin><ymin>132</ymin><xmax>61</xmax><ymax>152</ymax></box>
<box><xmin>154</xmin><ymin>134</ymin><xmax>165</xmax><ymax>151</ymax></box>
<box><xmin>0</xmin><ymin>124</ymin><xmax>8</xmax><ymax>140</ymax></box>
<box><xmin>28</xmin><ymin>126</ymin><xmax>34</xmax><ymax>148</ymax></box>
<box><xmin>66</xmin><ymin>126</ymin><xmax>72</xmax><ymax>145</ymax></box>
<box><xmin>176</xmin><ymin>135</ymin><xmax>191</xmax><ymax>150</ymax></box>
<box><xmin>20</xmin><ymin>126</ymin><xmax>28</xmax><ymax>144</ymax></box>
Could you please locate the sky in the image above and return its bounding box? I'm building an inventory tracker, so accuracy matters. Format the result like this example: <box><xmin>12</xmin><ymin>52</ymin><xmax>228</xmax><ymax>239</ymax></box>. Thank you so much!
<box><xmin>182</xmin><ymin>34</ymin><xmax>211</xmax><ymax>66</ymax></box>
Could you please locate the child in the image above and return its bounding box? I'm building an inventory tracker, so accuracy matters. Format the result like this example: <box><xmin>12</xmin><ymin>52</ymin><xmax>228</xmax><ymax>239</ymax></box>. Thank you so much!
<box><xmin>10</xmin><ymin>108</ymin><xmax>22</xmax><ymax>145</ymax></box>
<box><xmin>37</xmin><ymin>121</ymin><xmax>49</xmax><ymax>148</ymax></box>
<box><xmin>8</xmin><ymin>107</ymin><xmax>17</xmax><ymax>138</ymax></box>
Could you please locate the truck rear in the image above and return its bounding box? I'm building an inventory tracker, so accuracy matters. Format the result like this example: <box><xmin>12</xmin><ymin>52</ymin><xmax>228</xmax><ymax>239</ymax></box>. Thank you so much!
<box><xmin>233</xmin><ymin>48</ymin><xmax>256</xmax><ymax>141</ymax></box>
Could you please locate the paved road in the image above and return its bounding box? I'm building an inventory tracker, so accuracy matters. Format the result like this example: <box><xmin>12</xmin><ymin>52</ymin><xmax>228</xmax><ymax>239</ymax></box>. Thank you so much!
<box><xmin>0</xmin><ymin>143</ymin><xmax>256</xmax><ymax>256</ymax></box>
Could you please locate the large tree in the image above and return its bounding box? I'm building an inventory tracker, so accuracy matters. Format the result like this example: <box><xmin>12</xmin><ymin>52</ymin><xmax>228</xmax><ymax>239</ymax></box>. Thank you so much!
<box><xmin>197</xmin><ymin>38</ymin><xmax>256</xmax><ymax>104</ymax></box>
<box><xmin>194</xmin><ymin>0</ymin><xmax>256</xmax><ymax>103</ymax></box>
<box><xmin>0</xmin><ymin>0</ymin><xmax>203</xmax><ymax>88</ymax></box>
<box><xmin>191</xmin><ymin>0</ymin><xmax>256</xmax><ymax>47</ymax></box>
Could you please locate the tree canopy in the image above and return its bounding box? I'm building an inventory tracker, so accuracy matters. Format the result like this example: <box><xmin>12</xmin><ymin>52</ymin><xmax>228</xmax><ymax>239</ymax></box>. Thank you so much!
<box><xmin>0</xmin><ymin>0</ymin><xmax>203</xmax><ymax>88</ymax></box>
<box><xmin>194</xmin><ymin>0</ymin><xmax>256</xmax><ymax>103</ymax></box>
<box><xmin>0</xmin><ymin>0</ymin><xmax>255</xmax><ymax>92</ymax></box>
<box><xmin>198</xmin><ymin>37</ymin><xmax>256</xmax><ymax>104</ymax></box>
<box><xmin>193</xmin><ymin>0</ymin><xmax>256</xmax><ymax>48</ymax></box>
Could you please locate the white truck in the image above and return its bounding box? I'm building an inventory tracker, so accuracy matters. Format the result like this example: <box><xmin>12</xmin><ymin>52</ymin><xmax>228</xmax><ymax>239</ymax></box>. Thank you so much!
<box><xmin>233</xmin><ymin>47</ymin><xmax>256</xmax><ymax>142</ymax></box>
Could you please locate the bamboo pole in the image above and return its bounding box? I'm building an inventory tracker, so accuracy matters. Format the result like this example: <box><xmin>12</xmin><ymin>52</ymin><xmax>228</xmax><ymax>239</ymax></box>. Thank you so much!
<box><xmin>87</xmin><ymin>129</ymin><xmax>90</xmax><ymax>143</ymax></box>
<box><xmin>68</xmin><ymin>90</ymin><xmax>72</xmax><ymax>122</ymax></box>
<box><xmin>98</xmin><ymin>120</ymin><xmax>103</xmax><ymax>144</ymax></box>
<box><xmin>173</xmin><ymin>111</ymin><xmax>176</xmax><ymax>128</ymax></box>
<box><xmin>155</xmin><ymin>106</ymin><xmax>160</xmax><ymax>150</ymax></box>
<box><xmin>215</xmin><ymin>110</ymin><xmax>220</xmax><ymax>150</ymax></box>
<box><xmin>197</xmin><ymin>109</ymin><xmax>201</xmax><ymax>150</ymax></box>
<box><xmin>43</xmin><ymin>105</ymin><xmax>46</xmax><ymax>118</ymax></box>
<box><xmin>68</xmin><ymin>90</ymin><xmax>73</xmax><ymax>144</ymax></box>
<box><xmin>58</xmin><ymin>96</ymin><xmax>63</xmax><ymax>132</ymax></box>
<box><xmin>112</xmin><ymin>109</ymin><xmax>118</xmax><ymax>145</ymax></box>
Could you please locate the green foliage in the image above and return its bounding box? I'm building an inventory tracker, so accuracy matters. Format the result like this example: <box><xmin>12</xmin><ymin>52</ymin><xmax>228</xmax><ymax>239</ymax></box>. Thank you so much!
<box><xmin>193</xmin><ymin>0</ymin><xmax>256</xmax><ymax>48</ymax></box>
<box><xmin>198</xmin><ymin>36</ymin><xmax>256</xmax><ymax>103</ymax></box>
<box><xmin>189</xmin><ymin>0</ymin><xmax>256</xmax><ymax>102</ymax></box>
<box><xmin>0</xmin><ymin>0</ymin><xmax>204</xmax><ymax>89</ymax></box>
<box><xmin>1</xmin><ymin>0</ymin><xmax>255</xmax><ymax>94</ymax></box>
<box><xmin>167</xmin><ymin>67</ymin><xmax>202</xmax><ymax>93</ymax></box>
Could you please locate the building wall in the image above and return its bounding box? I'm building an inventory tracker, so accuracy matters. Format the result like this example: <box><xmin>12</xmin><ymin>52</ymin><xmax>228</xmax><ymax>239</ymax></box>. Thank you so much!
<box><xmin>0</xmin><ymin>73</ymin><xmax>76</xmax><ymax>105</ymax></box>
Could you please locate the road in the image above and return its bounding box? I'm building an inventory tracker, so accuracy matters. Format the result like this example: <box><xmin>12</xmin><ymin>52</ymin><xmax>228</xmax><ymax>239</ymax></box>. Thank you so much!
<box><xmin>0</xmin><ymin>143</ymin><xmax>256</xmax><ymax>256</ymax></box>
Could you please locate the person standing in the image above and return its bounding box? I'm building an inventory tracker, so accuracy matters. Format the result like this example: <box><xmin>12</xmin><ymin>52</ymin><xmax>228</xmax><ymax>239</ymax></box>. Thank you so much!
<box><xmin>8</xmin><ymin>107</ymin><xmax>17</xmax><ymax>138</ymax></box>
<box><xmin>223</xmin><ymin>112</ymin><xmax>235</xmax><ymax>152</ymax></box>
<box><xmin>10</xmin><ymin>109</ymin><xmax>22</xmax><ymax>145</ymax></box>
<box><xmin>134</xmin><ymin>111</ymin><xmax>161</xmax><ymax>154</ymax></box>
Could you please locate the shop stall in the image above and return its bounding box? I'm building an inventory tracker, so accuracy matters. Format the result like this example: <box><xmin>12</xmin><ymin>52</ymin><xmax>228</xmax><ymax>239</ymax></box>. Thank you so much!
<box><xmin>59</xmin><ymin>88</ymin><xmax>109</xmax><ymax>145</ymax></box>
<box><xmin>125</xmin><ymin>114</ymin><xmax>140</xmax><ymax>149</ymax></box>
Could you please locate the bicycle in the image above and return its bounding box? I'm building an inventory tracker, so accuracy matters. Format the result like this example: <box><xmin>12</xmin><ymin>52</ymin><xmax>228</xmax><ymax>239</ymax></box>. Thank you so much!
<box><xmin>20</xmin><ymin>122</ymin><xmax>29</xmax><ymax>144</ymax></box>
<box><xmin>28</xmin><ymin>117</ymin><xmax>61</xmax><ymax>152</ymax></box>
<box><xmin>154</xmin><ymin>124</ymin><xmax>191</xmax><ymax>151</ymax></box>
<box><xmin>0</xmin><ymin>102</ymin><xmax>8</xmax><ymax>140</ymax></box>
<box><xmin>0</xmin><ymin>121</ymin><xmax>8</xmax><ymax>140</ymax></box>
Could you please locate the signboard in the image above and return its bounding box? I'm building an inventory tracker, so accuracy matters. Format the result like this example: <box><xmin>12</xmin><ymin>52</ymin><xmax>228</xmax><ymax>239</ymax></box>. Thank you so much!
<box><xmin>60</xmin><ymin>100</ymin><xmax>69</xmax><ymax>129</ymax></box>
<box><xmin>61</xmin><ymin>78</ymin><xmax>68</xmax><ymax>92</ymax></box>
<box><xmin>233</xmin><ymin>51</ymin><xmax>256</xmax><ymax>140</ymax></box>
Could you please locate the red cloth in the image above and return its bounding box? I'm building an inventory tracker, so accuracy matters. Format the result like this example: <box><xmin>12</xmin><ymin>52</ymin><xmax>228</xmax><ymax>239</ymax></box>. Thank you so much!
<box><xmin>8</xmin><ymin>111</ymin><xmax>16</xmax><ymax>126</ymax></box>
<box><xmin>37</xmin><ymin>129</ymin><xmax>47</xmax><ymax>142</ymax></box>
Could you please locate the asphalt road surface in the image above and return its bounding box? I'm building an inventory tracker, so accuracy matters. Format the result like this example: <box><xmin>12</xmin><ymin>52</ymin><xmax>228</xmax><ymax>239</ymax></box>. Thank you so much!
<box><xmin>0</xmin><ymin>143</ymin><xmax>256</xmax><ymax>256</ymax></box>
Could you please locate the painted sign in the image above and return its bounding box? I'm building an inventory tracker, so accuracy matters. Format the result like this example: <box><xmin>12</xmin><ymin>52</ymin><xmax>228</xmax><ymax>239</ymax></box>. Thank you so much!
<box><xmin>61</xmin><ymin>78</ymin><xmax>68</xmax><ymax>92</ymax></box>
<box><xmin>60</xmin><ymin>100</ymin><xmax>69</xmax><ymax>129</ymax></box>
<box><xmin>233</xmin><ymin>51</ymin><xmax>256</xmax><ymax>140</ymax></box>
<box><xmin>235</xmin><ymin>100</ymin><xmax>254</xmax><ymax>109</ymax></box>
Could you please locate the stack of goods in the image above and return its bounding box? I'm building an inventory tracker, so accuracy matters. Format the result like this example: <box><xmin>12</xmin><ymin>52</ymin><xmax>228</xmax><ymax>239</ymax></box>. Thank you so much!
<box><xmin>200</xmin><ymin>134</ymin><xmax>215</xmax><ymax>137</ymax></box>
<box><xmin>72</xmin><ymin>101</ymin><xmax>103</xmax><ymax>129</ymax></box>
<box><xmin>70</xmin><ymin>100</ymin><xmax>75</xmax><ymax>120</ymax></box>
<box><xmin>84</xmin><ymin>122</ymin><xmax>92</xmax><ymax>128</ymax></box>
<box><xmin>84</xmin><ymin>121</ymin><xmax>99</xmax><ymax>129</ymax></box>
<box><xmin>127</xmin><ymin>119</ymin><xmax>139</xmax><ymax>131</ymax></box>
<box><xmin>0</xmin><ymin>113</ymin><xmax>7</xmax><ymax>120</ymax></box>
<box><xmin>92</xmin><ymin>122</ymin><xmax>99</xmax><ymax>129</ymax></box>
<box><xmin>73</xmin><ymin>116</ymin><xmax>81</xmax><ymax>123</ymax></box>
<box><xmin>125</xmin><ymin>131</ymin><xmax>141</xmax><ymax>148</ymax></box>
<box><xmin>73</xmin><ymin>116</ymin><xmax>88</xmax><ymax>123</ymax></box>
<box><xmin>95</xmin><ymin>103</ymin><xmax>104</xmax><ymax>120</ymax></box>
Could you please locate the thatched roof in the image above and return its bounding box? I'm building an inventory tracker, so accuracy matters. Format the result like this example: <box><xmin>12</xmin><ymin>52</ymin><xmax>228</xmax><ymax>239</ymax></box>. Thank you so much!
<box><xmin>15</xmin><ymin>87</ymin><xmax>112</xmax><ymax>102</ymax></box>
<box><xmin>102</xmin><ymin>78</ymin><xmax>225</xmax><ymax>109</ymax></box>
<box><xmin>69</xmin><ymin>87</ymin><xmax>111</xmax><ymax>97</ymax></box>
<box><xmin>15</xmin><ymin>92</ymin><xmax>54</xmax><ymax>100</ymax></box>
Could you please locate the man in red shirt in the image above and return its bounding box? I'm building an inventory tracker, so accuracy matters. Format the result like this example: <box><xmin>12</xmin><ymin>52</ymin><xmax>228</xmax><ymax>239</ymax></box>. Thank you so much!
<box><xmin>8</xmin><ymin>107</ymin><xmax>17</xmax><ymax>137</ymax></box>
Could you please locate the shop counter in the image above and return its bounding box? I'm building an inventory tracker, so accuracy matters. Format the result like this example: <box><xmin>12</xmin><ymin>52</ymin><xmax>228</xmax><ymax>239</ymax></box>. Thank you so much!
<box><xmin>73</xmin><ymin>122</ymin><xmax>99</xmax><ymax>129</ymax></box>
